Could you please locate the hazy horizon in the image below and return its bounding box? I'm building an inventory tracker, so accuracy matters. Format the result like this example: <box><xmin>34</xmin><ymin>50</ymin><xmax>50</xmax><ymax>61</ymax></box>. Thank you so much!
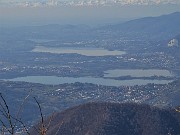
<box><xmin>0</xmin><ymin>2</ymin><xmax>180</xmax><ymax>27</ymax></box>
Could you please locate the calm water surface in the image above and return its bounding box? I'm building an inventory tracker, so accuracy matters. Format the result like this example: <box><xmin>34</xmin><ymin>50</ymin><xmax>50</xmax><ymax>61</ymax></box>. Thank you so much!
<box><xmin>104</xmin><ymin>69</ymin><xmax>174</xmax><ymax>77</ymax></box>
<box><xmin>6</xmin><ymin>76</ymin><xmax>173</xmax><ymax>87</ymax></box>
<box><xmin>32</xmin><ymin>46</ymin><xmax>126</xmax><ymax>56</ymax></box>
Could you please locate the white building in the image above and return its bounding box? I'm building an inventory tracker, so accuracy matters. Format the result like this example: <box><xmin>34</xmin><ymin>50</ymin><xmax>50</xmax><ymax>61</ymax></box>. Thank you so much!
<box><xmin>168</xmin><ymin>39</ymin><xmax>179</xmax><ymax>47</ymax></box>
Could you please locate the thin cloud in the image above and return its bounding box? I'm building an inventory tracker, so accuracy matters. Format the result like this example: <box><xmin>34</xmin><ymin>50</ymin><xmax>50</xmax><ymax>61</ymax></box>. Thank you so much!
<box><xmin>1</xmin><ymin>0</ymin><xmax>180</xmax><ymax>7</ymax></box>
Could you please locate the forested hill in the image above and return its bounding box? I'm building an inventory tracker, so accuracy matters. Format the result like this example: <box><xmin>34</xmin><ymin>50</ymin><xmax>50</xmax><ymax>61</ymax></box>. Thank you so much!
<box><xmin>30</xmin><ymin>102</ymin><xmax>180</xmax><ymax>135</ymax></box>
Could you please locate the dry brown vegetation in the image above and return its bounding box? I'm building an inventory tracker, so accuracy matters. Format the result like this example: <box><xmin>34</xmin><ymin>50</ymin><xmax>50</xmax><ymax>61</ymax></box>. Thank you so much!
<box><xmin>30</xmin><ymin>102</ymin><xmax>180</xmax><ymax>135</ymax></box>
<box><xmin>0</xmin><ymin>93</ymin><xmax>56</xmax><ymax>135</ymax></box>
<box><xmin>0</xmin><ymin>93</ymin><xmax>180</xmax><ymax>135</ymax></box>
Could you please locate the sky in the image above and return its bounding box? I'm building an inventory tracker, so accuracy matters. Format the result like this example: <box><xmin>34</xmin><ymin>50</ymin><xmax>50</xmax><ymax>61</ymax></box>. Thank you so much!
<box><xmin>0</xmin><ymin>0</ymin><xmax>180</xmax><ymax>26</ymax></box>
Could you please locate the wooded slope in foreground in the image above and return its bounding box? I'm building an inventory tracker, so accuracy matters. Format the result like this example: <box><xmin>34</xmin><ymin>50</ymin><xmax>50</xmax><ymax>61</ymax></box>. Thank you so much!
<box><xmin>30</xmin><ymin>102</ymin><xmax>180</xmax><ymax>135</ymax></box>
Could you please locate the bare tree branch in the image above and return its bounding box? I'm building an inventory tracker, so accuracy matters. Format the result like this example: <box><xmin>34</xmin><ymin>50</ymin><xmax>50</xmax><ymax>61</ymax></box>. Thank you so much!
<box><xmin>14</xmin><ymin>90</ymin><xmax>32</xmax><ymax>128</ymax></box>
<box><xmin>0</xmin><ymin>93</ymin><xmax>14</xmax><ymax>134</ymax></box>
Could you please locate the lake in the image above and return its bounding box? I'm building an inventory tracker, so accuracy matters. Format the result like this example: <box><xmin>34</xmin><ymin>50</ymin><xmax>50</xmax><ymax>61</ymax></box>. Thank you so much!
<box><xmin>6</xmin><ymin>76</ymin><xmax>172</xmax><ymax>87</ymax></box>
<box><xmin>32</xmin><ymin>46</ymin><xmax>126</xmax><ymax>56</ymax></box>
<box><xmin>104</xmin><ymin>69</ymin><xmax>174</xmax><ymax>78</ymax></box>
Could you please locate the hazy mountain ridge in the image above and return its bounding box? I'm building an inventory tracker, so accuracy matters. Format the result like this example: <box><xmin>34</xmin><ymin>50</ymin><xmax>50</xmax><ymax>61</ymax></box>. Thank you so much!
<box><xmin>103</xmin><ymin>12</ymin><xmax>180</xmax><ymax>40</ymax></box>
<box><xmin>30</xmin><ymin>102</ymin><xmax>180</xmax><ymax>135</ymax></box>
<box><xmin>6</xmin><ymin>12</ymin><xmax>180</xmax><ymax>41</ymax></box>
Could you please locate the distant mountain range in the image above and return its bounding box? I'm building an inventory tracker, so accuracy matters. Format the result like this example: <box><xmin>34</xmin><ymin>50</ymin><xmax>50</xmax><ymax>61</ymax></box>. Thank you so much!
<box><xmin>6</xmin><ymin>12</ymin><xmax>180</xmax><ymax>41</ymax></box>
<box><xmin>30</xmin><ymin>102</ymin><xmax>180</xmax><ymax>135</ymax></box>
<box><xmin>103</xmin><ymin>12</ymin><xmax>180</xmax><ymax>40</ymax></box>
<box><xmin>4</xmin><ymin>12</ymin><xmax>180</xmax><ymax>41</ymax></box>
<box><xmin>1</xmin><ymin>0</ymin><xmax>180</xmax><ymax>7</ymax></box>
